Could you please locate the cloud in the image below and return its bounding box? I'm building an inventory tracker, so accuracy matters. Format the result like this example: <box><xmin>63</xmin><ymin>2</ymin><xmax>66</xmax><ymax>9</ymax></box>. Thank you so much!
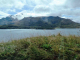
<box><xmin>12</xmin><ymin>10</ymin><xmax>49</xmax><ymax>20</ymax></box>
<box><xmin>0</xmin><ymin>0</ymin><xmax>80</xmax><ymax>23</ymax></box>
<box><xmin>34</xmin><ymin>5</ymin><xmax>51</xmax><ymax>13</ymax></box>
<box><xmin>0</xmin><ymin>0</ymin><xmax>26</xmax><ymax>18</ymax></box>
<box><xmin>6</xmin><ymin>9</ymin><xmax>16</xmax><ymax>12</ymax></box>
<box><xmin>64</xmin><ymin>0</ymin><xmax>80</xmax><ymax>8</ymax></box>
<box><xmin>0</xmin><ymin>0</ymin><xmax>26</xmax><ymax>9</ymax></box>
<box><xmin>0</xmin><ymin>11</ymin><xmax>10</xmax><ymax>19</ymax></box>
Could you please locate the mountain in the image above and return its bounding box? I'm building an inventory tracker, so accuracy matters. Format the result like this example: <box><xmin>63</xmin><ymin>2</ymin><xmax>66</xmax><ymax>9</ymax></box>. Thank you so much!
<box><xmin>0</xmin><ymin>16</ymin><xmax>80</xmax><ymax>29</ymax></box>
<box><xmin>0</xmin><ymin>15</ymin><xmax>18</xmax><ymax>25</ymax></box>
<box><xmin>14</xmin><ymin>16</ymin><xmax>80</xmax><ymax>29</ymax></box>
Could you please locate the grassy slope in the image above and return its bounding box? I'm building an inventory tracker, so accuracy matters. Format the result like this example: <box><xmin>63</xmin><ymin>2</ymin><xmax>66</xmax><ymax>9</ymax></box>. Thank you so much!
<box><xmin>0</xmin><ymin>34</ymin><xmax>80</xmax><ymax>60</ymax></box>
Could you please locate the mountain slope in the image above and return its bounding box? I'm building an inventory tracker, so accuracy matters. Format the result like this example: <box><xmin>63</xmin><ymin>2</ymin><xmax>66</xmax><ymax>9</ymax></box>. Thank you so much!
<box><xmin>15</xmin><ymin>16</ymin><xmax>80</xmax><ymax>29</ymax></box>
<box><xmin>0</xmin><ymin>16</ymin><xmax>80</xmax><ymax>29</ymax></box>
<box><xmin>0</xmin><ymin>16</ymin><xmax>18</xmax><ymax>25</ymax></box>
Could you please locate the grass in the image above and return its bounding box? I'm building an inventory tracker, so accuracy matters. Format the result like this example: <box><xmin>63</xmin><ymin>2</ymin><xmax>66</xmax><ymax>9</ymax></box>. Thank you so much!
<box><xmin>0</xmin><ymin>33</ymin><xmax>80</xmax><ymax>60</ymax></box>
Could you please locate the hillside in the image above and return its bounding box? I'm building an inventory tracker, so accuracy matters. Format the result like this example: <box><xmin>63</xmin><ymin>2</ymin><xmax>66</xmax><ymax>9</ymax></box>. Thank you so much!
<box><xmin>0</xmin><ymin>16</ymin><xmax>18</xmax><ymax>25</ymax></box>
<box><xmin>0</xmin><ymin>34</ymin><xmax>80</xmax><ymax>60</ymax></box>
<box><xmin>0</xmin><ymin>16</ymin><xmax>80</xmax><ymax>29</ymax></box>
<box><xmin>14</xmin><ymin>16</ymin><xmax>80</xmax><ymax>29</ymax></box>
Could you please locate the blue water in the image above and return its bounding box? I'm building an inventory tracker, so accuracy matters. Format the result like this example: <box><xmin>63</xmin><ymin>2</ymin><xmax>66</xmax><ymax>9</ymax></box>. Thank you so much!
<box><xmin>0</xmin><ymin>28</ymin><xmax>80</xmax><ymax>42</ymax></box>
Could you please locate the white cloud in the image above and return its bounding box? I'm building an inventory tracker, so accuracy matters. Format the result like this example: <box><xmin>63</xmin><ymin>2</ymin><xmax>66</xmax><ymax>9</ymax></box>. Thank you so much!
<box><xmin>34</xmin><ymin>5</ymin><xmax>51</xmax><ymax>13</ymax></box>
<box><xmin>12</xmin><ymin>10</ymin><xmax>49</xmax><ymax>20</ymax></box>
<box><xmin>64</xmin><ymin>0</ymin><xmax>80</xmax><ymax>8</ymax></box>
<box><xmin>0</xmin><ymin>0</ymin><xmax>80</xmax><ymax>23</ymax></box>
<box><xmin>6</xmin><ymin>9</ymin><xmax>16</xmax><ymax>12</ymax></box>
<box><xmin>0</xmin><ymin>11</ymin><xmax>10</xmax><ymax>19</ymax></box>
<box><xmin>0</xmin><ymin>0</ymin><xmax>26</xmax><ymax>9</ymax></box>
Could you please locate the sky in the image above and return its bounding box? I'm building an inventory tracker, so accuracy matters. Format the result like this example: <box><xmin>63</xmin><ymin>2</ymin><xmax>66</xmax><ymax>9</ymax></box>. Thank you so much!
<box><xmin>0</xmin><ymin>0</ymin><xmax>80</xmax><ymax>23</ymax></box>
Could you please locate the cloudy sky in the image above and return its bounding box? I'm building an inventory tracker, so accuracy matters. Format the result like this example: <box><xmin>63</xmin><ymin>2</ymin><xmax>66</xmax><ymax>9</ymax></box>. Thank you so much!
<box><xmin>0</xmin><ymin>0</ymin><xmax>80</xmax><ymax>22</ymax></box>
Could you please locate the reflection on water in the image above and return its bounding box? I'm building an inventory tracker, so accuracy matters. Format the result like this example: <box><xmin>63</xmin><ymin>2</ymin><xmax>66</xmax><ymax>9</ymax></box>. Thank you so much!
<box><xmin>0</xmin><ymin>28</ymin><xmax>80</xmax><ymax>42</ymax></box>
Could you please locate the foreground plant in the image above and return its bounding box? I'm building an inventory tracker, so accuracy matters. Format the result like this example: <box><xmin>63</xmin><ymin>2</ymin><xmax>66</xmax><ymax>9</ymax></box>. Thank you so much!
<box><xmin>0</xmin><ymin>34</ymin><xmax>80</xmax><ymax>60</ymax></box>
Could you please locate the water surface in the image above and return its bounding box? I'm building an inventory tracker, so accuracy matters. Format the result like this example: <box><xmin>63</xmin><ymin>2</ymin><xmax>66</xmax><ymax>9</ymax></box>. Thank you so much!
<box><xmin>0</xmin><ymin>28</ymin><xmax>80</xmax><ymax>42</ymax></box>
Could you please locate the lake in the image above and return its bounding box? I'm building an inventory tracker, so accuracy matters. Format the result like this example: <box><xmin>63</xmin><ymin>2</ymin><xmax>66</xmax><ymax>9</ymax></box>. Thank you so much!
<box><xmin>0</xmin><ymin>28</ymin><xmax>80</xmax><ymax>42</ymax></box>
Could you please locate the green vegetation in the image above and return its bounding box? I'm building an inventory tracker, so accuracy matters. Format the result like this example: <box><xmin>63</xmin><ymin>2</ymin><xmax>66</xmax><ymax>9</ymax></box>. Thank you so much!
<box><xmin>0</xmin><ymin>34</ymin><xmax>80</xmax><ymax>60</ymax></box>
<box><xmin>0</xmin><ymin>16</ymin><xmax>80</xmax><ymax>29</ymax></box>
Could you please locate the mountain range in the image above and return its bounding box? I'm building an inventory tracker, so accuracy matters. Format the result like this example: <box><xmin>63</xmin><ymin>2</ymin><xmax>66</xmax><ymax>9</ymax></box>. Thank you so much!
<box><xmin>0</xmin><ymin>15</ymin><xmax>80</xmax><ymax>29</ymax></box>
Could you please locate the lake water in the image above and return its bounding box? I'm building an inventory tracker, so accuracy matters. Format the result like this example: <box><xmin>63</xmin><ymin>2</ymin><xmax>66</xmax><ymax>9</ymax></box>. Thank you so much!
<box><xmin>0</xmin><ymin>28</ymin><xmax>80</xmax><ymax>42</ymax></box>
